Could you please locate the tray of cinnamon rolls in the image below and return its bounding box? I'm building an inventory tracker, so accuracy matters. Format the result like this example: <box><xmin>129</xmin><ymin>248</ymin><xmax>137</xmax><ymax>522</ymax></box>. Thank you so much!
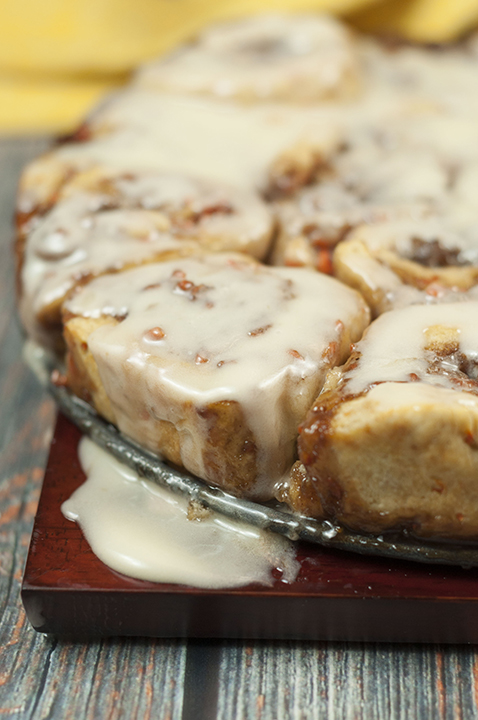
<box><xmin>16</xmin><ymin>12</ymin><xmax>478</xmax><ymax>569</ymax></box>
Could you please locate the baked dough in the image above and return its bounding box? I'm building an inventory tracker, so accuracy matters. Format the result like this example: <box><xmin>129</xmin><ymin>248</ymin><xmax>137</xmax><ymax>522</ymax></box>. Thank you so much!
<box><xmin>269</xmin><ymin>41</ymin><xmax>478</xmax><ymax>279</ymax></box>
<box><xmin>271</xmin><ymin>110</ymin><xmax>478</xmax><ymax>276</ymax></box>
<box><xmin>14</xmin><ymin>13</ymin><xmax>478</xmax><ymax>543</ymax></box>
<box><xmin>334</xmin><ymin>214</ymin><xmax>478</xmax><ymax>316</ymax></box>
<box><xmin>268</xmin><ymin>113</ymin><xmax>453</xmax><ymax>272</ymax></box>
<box><xmin>17</xmin><ymin>166</ymin><xmax>274</xmax><ymax>348</ymax></box>
<box><xmin>270</xmin><ymin>183</ymin><xmax>428</xmax><ymax>273</ymax></box>
<box><xmin>17</xmin><ymin>90</ymin><xmax>343</xmax><ymax>201</ymax></box>
<box><xmin>136</xmin><ymin>14</ymin><xmax>361</xmax><ymax>104</ymax></box>
<box><xmin>293</xmin><ymin>302</ymin><xmax>478</xmax><ymax>539</ymax></box>
<box><xmin>63</xmin><ymin>253</ymin><xmax>370</xmax><ymax>499</ymax></box>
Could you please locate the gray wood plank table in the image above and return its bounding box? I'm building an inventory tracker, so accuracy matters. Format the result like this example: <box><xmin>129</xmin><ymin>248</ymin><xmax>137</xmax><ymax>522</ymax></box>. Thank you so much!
<box><xmin>1</xmin><ymin>137</ymin><xmax>478</xmax><ymax>719</ymax></box>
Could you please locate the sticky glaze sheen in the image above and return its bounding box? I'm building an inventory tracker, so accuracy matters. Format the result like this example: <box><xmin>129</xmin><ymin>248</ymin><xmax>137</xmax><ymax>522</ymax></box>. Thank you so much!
<box><xmin>344</xmin><ymin>302</ymin><xmax>478</xmax><ymax>396</ymax></box>
<box><xmin>19</xmin><ymin>169</ymin><xmax>273</xmax><ymax>342</ymax></box>
<box><xmin>136</xmin><ymin>14</ymin><xmax>360</xmax><ymax>103</ymax></box>
<box><xmin>62</xmin><ymin>437</ymin><xmax>300</xmax><ymax>588</ymax></box>
<box><xmin>55</xmin><ymin>91</ymin><xmax>342</xmax><ymax>191</ymax></box>
<box><xmin>64</xmin><ymin>254</ymin><xmax>370</xmax><ymax>497</ymax></box>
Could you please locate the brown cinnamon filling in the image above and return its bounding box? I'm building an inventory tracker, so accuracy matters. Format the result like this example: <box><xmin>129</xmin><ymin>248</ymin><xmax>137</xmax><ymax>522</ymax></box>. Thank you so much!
<box><xmin>171</xmin><ymin>202</ymin><xmax>234</xmax><ymax>230</ymax></box>
<box><xmin>302</xmin><ymin>221</ymin><xmax>352</xmax><ymax>249</ymax></box>
<box><xmin>56</xmin><ymin>122</ymin><xmax>93</xmax><ymax>145</ymax></box>
<box><xmin>265</xmin><ymin>154</ymin><xmax>331</xmax><ymax>201</ymax></box>
<box><xmin>173</xmin><ymin>273</ymin><xmax>212</xmax><ymax>301</ymax></box>
<box><xmin>427</xmin><ymin>348</ymin><xmax>478</xmax><ymax>394</ymax></box>
<box><xmin>410</xmin><ymin>237</ymin><xmax>469</xmax><ymax>267</ymax></box>
<box><xmin>237</xmin><ymin>37</ymin><xmax>290</xmax><ymax>59</ymax></box>
<box><xmin>248</xmin><ymin>324</ymin><xmax>272</xmax><ymax>337</ymax></box>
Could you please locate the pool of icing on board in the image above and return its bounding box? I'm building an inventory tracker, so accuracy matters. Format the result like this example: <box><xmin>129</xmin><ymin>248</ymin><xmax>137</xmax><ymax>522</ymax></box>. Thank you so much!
<box><xmin>61</xmin><ymin>437</ymin><xmax>300</xmax><ymax>589</ymax></box>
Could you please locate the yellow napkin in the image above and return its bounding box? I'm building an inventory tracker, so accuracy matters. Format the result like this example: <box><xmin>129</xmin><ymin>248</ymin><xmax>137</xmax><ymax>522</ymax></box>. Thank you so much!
<box><xmin>350</xmin><ymin>0</ymin><xmax>478</xmax><ymax>43</ymax></box>
<box><xmin>1</xmin><ymin>0</ymin><xmax>477</xmax><ymax>134</ymax></box>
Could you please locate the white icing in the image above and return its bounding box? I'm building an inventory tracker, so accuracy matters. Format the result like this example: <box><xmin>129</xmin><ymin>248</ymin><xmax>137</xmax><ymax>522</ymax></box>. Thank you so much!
<box><xmin>20</xmin><ymin>23</ymin><xmax>478</xmax><ymax>303</ymax></box>
<box><xmin>336</xmin><ymin>214</ymin><xmax>478</xmax><ymax>314</ymax></box>
<box><xmin>264</xmin><ymin>33</ymin><xmax>478</xmax><ymax>278</ymax></box>
<box><xmin>345</xmin><ymin>302</ymin><xmax>478</xmax><ymax>395</ymax></box>
<box><xmin>273</xmin><ymin>181</ymin><xmax>432</xmax><ymax>267</ymax></box>
<box><xmin>276</xmin><ymin>107</ymin><xmax>478</xmax><ymax>269</ymax></box>
<box><xmin>19</xmin><ymin>169</ymin><xmax>273</xmax><ymax>340</ymax></box>
<box><xmin>55</xmin><ymin>90</ymin><xmax>343</xmax><ymax>191</ymax></box>
<box><xmin>62</xmin><ymin>437</ymin><xmax>299</xmax><ymax>588</ymax></box>
<box><xmin>136</xmin><ymin>14</ymin><xmax>360</xmax><ymax>103</ymax></box>
<box><xmin>358</xmin><ymin>37</ymin><xmax>478</xmax><ymax>117</ymax></box>
<box><xmin>64</xmin><ymin>253</ymin><xmax>369</xmax><ymax>497</ymax></box>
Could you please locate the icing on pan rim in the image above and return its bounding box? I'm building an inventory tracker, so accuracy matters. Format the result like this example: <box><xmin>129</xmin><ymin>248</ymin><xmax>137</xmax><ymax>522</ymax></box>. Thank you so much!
<box><xmin>43</xmin><ymin>354</ymin><xmax>478</xmax><ymax>570</ymax></box>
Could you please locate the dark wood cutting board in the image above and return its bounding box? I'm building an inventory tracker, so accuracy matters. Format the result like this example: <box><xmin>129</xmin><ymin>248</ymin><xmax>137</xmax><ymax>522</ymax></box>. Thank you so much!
<box><xmin>21</xmin><ymin>413</ymin><xmax>478</xmax><ymax>642</ymax></box>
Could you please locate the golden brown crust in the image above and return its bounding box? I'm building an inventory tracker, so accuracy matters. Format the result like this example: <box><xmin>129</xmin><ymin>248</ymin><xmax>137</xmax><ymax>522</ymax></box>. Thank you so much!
<box><xmin>333</xmin><ymin>232</ymin><xmax>478</xmax><ymax>317</ymax></box>
<box><xmin>301</xmin><ymin>394</ymin><xmax>478</xmax><ymax>539</ymax></box>
<box><xmin>265</xmin><ymin>143</ymin><xmax>330</xmax><ymax>201</ymax></box>
<box><xmin>277</xmin><ymin>461</ymin><xmax>325</xmax><ymax>518</ymax></box>
<box><xmin>64</xmin><ymin>315</ymin><xmax>118</xmax><ymax>423</ymax></box>
<box><xmin>296</xmin><ymin>354</ymin><xmax>478</xmax><ymax>540</ymax></box>
<box><xmin>375</xmin><ymin>247</ymin><xmax>478</xmax><ymax>291</ymax></box>
<box><xmin>63</xmin><ymin>313</ymin><xmax>260</xmax><ymax>495</ymax></box>
<box><xmin>196</xmin><ymin>401</ymin><xmax>258</xmax><ymax>495</ymax></box>
<box><xmin>65</xmin><ymin>314</ymin><xmax>185</xmax><ymax>468</ymax></box>
<box><xmin>333</xmin><ymin>238</ymin><xmax>394</xmax><ymax>316</ymax></box>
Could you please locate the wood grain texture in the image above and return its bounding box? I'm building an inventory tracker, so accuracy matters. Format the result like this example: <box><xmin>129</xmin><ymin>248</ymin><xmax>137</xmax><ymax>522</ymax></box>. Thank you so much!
<box><xmin>215</xmin><ymin>642</ymin><xmax>478</xmax><ymax>719</ymax></box>
<box><xmin>2</xmin><ymin>137</ymin><xmax>478</xmax><ymax>719</ymax></box>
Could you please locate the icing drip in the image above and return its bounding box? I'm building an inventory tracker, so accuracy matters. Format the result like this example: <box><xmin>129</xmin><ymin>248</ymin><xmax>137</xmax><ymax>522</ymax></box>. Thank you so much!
<box><xmin>19</xmin><ymin>169</ymin><xmax>273</xmax><ymax>342</ymax></box>
<box><xmin>64</xmin><ymin>253</ymin><xmax>369</xmax><ymax>497</ymax></box>
<box><xmin>343</xmin><ymin>302</ymin><xmax>478</xmax><ymax>396</ymax></box>
<box><xmin>62</xmin><ymin>437</ymin><xmax>300</xmax><ymax>588</ymax></box>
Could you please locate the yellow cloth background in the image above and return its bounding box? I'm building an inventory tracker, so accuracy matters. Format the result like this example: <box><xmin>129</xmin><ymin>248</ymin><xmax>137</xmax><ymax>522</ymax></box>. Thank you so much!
<box><xmin>1</xmin><ymin>0</ymin><xmax>477</xmax><ymax>134</ymax></box>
